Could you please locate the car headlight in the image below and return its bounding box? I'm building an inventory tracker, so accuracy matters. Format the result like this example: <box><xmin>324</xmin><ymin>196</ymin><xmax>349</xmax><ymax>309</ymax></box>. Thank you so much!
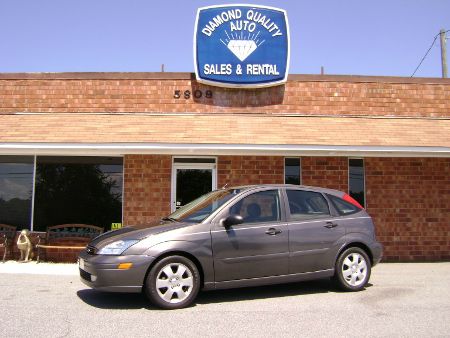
<box><xmin>97</xmin><ymin>240</ymin><xmax>140</xmax><ymax>255</ymax></box>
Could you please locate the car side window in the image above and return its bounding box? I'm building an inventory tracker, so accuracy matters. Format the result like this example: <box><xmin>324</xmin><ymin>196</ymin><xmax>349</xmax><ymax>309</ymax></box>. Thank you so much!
<box><xmin>326</xmin><ymin>194</ymin><xmax>360</xmax><ymax>216</ymax></box>
<box><xmin>229</xmin><ymin>190</ymin><xmax>281</xmax><ymax>224</ymax></box>
<box><xmin>286</xmin><ymin>190</ymin><xmax>330</xmax><ymax>220</ymax></box>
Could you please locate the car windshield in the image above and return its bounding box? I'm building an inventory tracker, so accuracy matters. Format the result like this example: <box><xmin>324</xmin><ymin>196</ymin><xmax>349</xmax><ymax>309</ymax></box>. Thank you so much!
<box><xmin>167</xmin><ymin>188</ymin><xmax>244</xmax><ymax>223</ymax></box>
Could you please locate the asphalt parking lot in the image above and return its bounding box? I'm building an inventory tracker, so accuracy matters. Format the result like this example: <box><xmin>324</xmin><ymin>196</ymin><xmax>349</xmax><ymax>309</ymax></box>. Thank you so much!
<box><xmin>0</xmin><ymin>262</ymin><xmax>449</xmax><ymax>337</ymax></box>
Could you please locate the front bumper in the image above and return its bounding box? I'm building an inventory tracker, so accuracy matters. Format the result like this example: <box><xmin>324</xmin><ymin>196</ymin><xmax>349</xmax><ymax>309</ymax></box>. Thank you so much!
<box><xmin>78</xmin><ymin>251</ymin><xmax>155</xmax><ymax>293</ymax></box>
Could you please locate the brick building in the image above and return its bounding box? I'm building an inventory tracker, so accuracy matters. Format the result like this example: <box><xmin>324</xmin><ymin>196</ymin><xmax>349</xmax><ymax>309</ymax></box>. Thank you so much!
<box><xmin>0</xmin><ymin>72</ymin><xmax>449</xmax><ymax>262</ymax></box>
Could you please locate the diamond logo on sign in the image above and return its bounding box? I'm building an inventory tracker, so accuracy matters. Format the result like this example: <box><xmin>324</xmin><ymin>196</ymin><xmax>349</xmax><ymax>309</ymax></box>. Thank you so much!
<box><xmin>194</xmin><ymin>5</ymin><xmax>290</xmax><ymax>88</ymax></box>
<box><xmin>227</xmin><ymin>39</ymin><xmax>258</xmax><ymax>62</ymax></box>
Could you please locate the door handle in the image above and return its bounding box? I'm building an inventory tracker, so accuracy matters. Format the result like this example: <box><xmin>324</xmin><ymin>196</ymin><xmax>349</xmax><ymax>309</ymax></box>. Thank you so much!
<box><xmin>324</xmin><ymin>222</ymin><xmax>338</xmax><ymax>229</ymax></box>
<box><xmin>265</xmin><ymin>228</ymin><xmax>282</xmax><ymax>235</ymax></box>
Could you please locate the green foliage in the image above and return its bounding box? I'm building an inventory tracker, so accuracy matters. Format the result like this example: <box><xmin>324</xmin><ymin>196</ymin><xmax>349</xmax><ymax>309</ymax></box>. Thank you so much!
<box><xmin>0</xmin><ymin>197</ymin><xmax>31</xmax><ymax>229</ymax></box>
<box><xmin>34</xmin><ymin>164</ymin><xmax>122</xmax><ymax>231</ymax></box>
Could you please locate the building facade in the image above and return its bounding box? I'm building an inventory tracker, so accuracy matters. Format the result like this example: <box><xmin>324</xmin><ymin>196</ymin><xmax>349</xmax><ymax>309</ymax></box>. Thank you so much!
<box><xmin>0</xmin><ymin>72</ymin><xmax>449</xmax><ymax>262</ymax></box>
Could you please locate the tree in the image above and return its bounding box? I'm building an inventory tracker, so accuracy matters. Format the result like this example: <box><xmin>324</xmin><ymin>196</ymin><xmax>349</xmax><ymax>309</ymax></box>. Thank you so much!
<box><xmin>34</xmin><ymin>163</ymin><xmax>122</xmax><ymax>231</ymax></box>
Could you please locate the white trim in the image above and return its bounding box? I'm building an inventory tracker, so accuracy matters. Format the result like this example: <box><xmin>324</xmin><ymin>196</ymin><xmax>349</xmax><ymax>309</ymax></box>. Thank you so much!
<box><xmin>1</xmin><ymin>143</ymin><xmax>450</xmax><ymax>158</ymax></box>
<box><xmin>171</xmin><ymin>157</ymin><xmax>218</xmax><ymax>212</ymax></box>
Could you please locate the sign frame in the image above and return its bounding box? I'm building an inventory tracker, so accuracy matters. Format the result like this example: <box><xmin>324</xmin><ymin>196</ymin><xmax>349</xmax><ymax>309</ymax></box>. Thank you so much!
<box><xmin>193</xmin><ymin>3</ymin><xmax>290</xmax><ymax>88</ymax></box>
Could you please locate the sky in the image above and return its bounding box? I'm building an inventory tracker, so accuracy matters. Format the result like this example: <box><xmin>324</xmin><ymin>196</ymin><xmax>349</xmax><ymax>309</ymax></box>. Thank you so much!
<box><xmin>0</xmin><ymin>0</ymin><xmax>449</xmax><ymax>77</ymax></box>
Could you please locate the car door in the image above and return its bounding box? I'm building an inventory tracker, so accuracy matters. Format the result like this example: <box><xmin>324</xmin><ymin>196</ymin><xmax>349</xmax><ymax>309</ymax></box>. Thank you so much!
<box><xmin>285</xmin><ymin>189</ymin><xmax>345</xmax><ymax>273</ymax></box>
<box><xmin>211</xmin><ymin>189</ymin><xmax>289</xmax><ymax>282</ymax></box>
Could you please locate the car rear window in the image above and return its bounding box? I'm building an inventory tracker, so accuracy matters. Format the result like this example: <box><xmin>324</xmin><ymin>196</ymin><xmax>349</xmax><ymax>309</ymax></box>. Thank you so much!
<box><xmin>286</xmin><ymin>190</ymin><xmax>330</xmax><ymax>220</ymax></box>
<box><xmin>327</xmin><ymin>194</ymin><xmax>361</xmax><ymax>216</ymax></box>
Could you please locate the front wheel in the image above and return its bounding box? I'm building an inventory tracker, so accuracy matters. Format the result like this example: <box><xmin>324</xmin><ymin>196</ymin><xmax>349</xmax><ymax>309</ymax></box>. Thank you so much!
<box><xmin>145</xmin><ymin>255</ymin><xmax>200</xmax><ymax>309</ymax></box>
<box><xmin>334</xmin><ymin>247</ymin><xmax>371</xmax><ymax>291</ymax></box>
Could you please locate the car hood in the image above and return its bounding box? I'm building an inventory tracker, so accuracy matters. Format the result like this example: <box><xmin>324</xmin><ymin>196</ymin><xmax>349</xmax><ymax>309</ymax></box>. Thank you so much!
<box><xmin>89</xmin><ymin>220</ymin><xmax>195</xmax><ymax>248</ymax></box>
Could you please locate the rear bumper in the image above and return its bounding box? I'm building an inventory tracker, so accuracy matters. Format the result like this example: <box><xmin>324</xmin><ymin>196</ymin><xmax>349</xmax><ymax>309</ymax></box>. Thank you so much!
<box><xmin>78</xmin><ymin>251</ymin><xmax>155</xmax><ymax>293</ymax></box>
<box><xmin>371</xmin><ymin>242</ymin><xmax>383</xmax><ymax>266</ymax></box>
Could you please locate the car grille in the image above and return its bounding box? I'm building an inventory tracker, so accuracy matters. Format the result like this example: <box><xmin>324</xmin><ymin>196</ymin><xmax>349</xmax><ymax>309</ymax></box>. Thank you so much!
<box><xmin>79</xmin><ymin>268</ymin><xmax>92</xmax><ymax>282</ymax></box>
<box><xmin>86</xmin><ymin>245</ymin><xmax>96</xmax><ymax>255</ymax></box>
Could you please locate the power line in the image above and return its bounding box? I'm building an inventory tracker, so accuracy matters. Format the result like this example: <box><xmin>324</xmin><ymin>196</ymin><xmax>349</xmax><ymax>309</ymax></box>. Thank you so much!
<box><xmin>411</xmin><ymin>30</ymin><xmax>449</xmax><ymax>77</ymax></box>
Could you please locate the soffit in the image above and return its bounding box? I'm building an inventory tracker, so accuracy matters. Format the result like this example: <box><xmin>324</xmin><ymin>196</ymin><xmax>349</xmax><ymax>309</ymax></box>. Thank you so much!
<box><xmin>0</xmin><ymin>113</ymin><xmax>449</xmax><ymax>156</ymax></box>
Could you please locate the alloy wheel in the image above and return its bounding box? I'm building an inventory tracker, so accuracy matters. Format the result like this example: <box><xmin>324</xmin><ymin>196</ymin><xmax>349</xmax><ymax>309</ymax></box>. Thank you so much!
<box><xmin>341</xmin><ymin>252</ymin><xmax>368</xmax><ymax>287</ymax></box>
<box><xmin>155</xmin><ymin>263</ymin><xmax>194</xmax><ymax>304</ymax></box>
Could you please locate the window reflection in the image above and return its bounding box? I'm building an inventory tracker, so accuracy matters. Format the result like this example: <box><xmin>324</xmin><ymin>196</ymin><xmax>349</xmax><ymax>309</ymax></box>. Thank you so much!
<box><xmin>34</xmin><ymin>156</ymin><xmax>123</xmax><ymax>232</ymax></box>
<box><xmin>0</xmin><ymin>156</ymin><xmax>34</xmax><ymax>229</ymax></box>
<box><xmin>285</xmin><ymin>158</ymin><xmax>301</xmax><ymax>185</ymax></box>
<box><xmin>349</xmin><ymin>158</ymin><xmax>365</xmax><ymax>207</ymax></box>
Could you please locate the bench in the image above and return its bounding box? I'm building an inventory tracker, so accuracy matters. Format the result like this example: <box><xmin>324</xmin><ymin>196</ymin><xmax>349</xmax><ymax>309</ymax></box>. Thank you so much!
<box><xmin>36</xmin><ymin>224</ymin><xmax>103</xmax><ymax>263</ymax></box>
<box><xmin>0</xmin><ymin>224</ymin><xmax>17</xmax><ymax>263</ymax></box>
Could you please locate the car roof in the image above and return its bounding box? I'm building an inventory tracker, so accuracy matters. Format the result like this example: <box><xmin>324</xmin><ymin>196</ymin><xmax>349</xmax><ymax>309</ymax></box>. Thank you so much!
<box><xmin>225</xmin><ymin>184</ymin><xmax>345</xmax><ymax>197</ymax></box>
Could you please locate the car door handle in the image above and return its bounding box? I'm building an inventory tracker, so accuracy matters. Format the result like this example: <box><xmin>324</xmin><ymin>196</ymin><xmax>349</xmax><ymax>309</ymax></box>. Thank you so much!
<box><xmin>324</xmin><ymin>222</ymin><xmax>338</xmax><ymax>229</ymax></box>
<box><xmin>265</xmin><ymin>228</ymin><xmax>282</xmax><ymax>235</ymax></box>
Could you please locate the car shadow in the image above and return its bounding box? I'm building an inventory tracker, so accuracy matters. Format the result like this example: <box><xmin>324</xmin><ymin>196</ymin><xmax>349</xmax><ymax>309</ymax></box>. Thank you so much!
<box><xmin>77</xmin><ymin>289</ymin><xmax>153</xmax><ymax>310</ymax></box>
<box><xmin>198</xmin><ymin>279</ymin><xmax>374</xmax><ymax>305</ymax></box>
<box><xmin>196</xmin><ymin>279</ymin><xmax>333</xmax><ymax>305</ymax></box>
<box><xmin>77</xmin><ymin>278</ymin><xmax>372</xmax><ymax>310</ymax></box>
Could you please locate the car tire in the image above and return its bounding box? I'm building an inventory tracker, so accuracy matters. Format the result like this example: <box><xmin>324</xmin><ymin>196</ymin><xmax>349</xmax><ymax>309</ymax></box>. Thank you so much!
<box><xmin>334</xmin><ymin>247</ymin><xmax>371</xmax><ymax>291</ymax></box>
<box><xmin>145</xmin><ymin>255</ymin><xmax>200</xmax><ymax>309</ymax></box>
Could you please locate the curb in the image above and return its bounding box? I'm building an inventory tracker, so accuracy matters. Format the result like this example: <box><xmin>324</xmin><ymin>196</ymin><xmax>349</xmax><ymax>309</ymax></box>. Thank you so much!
<box><xmin>0</xmin><ymin>261</ymin><xmax>79</xmax><ymax>276</ymax></box>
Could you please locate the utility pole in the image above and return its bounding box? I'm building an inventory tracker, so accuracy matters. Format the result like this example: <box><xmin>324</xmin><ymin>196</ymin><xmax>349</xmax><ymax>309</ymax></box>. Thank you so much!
<box><xmin>440</xmin><ymin>29</ymin><xmax>447</xmax><ymax>78</ymax></box>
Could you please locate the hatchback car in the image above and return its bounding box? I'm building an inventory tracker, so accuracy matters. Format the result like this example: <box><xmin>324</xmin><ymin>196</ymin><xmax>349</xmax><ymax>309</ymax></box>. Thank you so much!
<box><xmin>79</xmin><ymin>184</ymin><xmax>382</xmax><ymax>309</ymax></box>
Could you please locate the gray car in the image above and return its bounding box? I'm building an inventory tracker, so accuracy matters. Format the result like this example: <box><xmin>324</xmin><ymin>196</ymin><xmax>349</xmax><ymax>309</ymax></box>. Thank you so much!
<box><xmin>79</xmin><ymin>184</ymin><xmax>382</xmax><ymax>309</ymax></box>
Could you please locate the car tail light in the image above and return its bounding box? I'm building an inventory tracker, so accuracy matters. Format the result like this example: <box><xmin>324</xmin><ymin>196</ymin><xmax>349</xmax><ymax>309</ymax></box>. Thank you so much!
<box><xmin>343</xmin><ymin>193</ymin><xmax>364</xmax><ymax>209</ymax></box>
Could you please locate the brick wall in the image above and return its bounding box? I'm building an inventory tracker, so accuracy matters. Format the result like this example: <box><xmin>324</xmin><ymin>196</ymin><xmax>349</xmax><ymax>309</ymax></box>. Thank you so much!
<box><xmin>366</xmin><ymin>158</ymin><xmax>450</xmax><ymax>261</ymax></box>
<box><xmin>218</xmin><ymin>156</ymin><xmax>284</xmax><ymax>187</ymax></box>
<box><xmin>38</xmin><ymin>238</ymin><xmax>89</xmax><ymax>263</ymax></box>
<box><xmin>0</xmin><ymin>74</ymin><xmax>449</xmax><ymax>117</ymax></box>
<box><xmin>5</xmin><ymin>155</ymin><xmax>448</xmax><ymax>263</ymax></box>
<box><xmin>121</xmin><ymin>155</ymin><xmax>285</xmax><ymax>227</ymax></box>
<box><xmin>301</xmin><ymin>157</ymin><xmax>348</xmax><ymax>192</ymax></box>
<box><xmin>121</xmin><ymin>155</ymin><xmax>450</xmax><ymax>262</ymax></box>
<box><xmin>123</xmin><ymin>155</ymin><xmax>172</xmax><ymax>226</ymax></box>
<box><xmin>3</xmin><ymin>232</ymin><xmax>86</xmax><ymax>263</ymax></box>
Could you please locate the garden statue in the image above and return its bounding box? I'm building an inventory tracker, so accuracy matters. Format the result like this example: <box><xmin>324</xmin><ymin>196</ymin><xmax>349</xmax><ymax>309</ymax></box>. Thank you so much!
<box><xmin>17</xmin><ymin>229</ymin><xmax>34</xmax><ymax>262</ymax></box>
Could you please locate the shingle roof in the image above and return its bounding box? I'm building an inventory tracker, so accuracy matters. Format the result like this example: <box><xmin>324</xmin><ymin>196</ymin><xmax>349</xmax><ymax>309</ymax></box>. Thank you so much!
<box><xmin>0</xmin><ymin>113</ymin><xmax>448</xmax><ymax>148</ymax></box>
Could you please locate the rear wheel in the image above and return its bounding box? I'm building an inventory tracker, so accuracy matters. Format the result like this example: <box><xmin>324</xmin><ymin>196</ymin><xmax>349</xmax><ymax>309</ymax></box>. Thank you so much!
<box><xmin>145</xmin><ymin>255</ymin><xmax>200</xmax><ymax>309</ymax></box>
<box><xmin>334</xmin><ymin>247</ymin><xmax>371</xmax><ymax>291</ymax></box>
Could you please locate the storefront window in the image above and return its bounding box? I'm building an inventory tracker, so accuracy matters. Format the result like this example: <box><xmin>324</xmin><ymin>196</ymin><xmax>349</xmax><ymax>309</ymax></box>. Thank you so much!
<box><xmin>349</xmin><ymin>158</ymin><xmax>365</xmax><ymax>208</ymax></box>
<box><xmin>0</xmin><ymin>156</ymin><xmax>34</xmax><ymax>229</ymax></box>
<box><xmin>285</xmin><ymin>158</ymin><xmax>301</xmax><ymax>185</ymax></box>
<box><xmin>33</xmin><ymin>156</ymin><xmax>123</xmax><ymax>232</ymax></box>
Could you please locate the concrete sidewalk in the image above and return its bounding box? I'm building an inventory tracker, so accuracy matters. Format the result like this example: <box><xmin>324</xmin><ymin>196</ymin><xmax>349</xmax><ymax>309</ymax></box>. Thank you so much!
<box><xmin>0</xmin><ymin>260</ymin><xmax>78</xmax><ymax>275</ymax></box>
<box><xmin>1</xmin><ymin>262</ymin><xmax>449</xmax><ymax>337</ymax></box>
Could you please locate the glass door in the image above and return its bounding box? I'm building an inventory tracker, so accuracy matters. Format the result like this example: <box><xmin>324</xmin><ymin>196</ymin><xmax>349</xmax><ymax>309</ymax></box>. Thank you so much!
<box><xmin>171</xmin><ymin>158</ymin><xmax>217</xmax><ymax>211</ymax></box>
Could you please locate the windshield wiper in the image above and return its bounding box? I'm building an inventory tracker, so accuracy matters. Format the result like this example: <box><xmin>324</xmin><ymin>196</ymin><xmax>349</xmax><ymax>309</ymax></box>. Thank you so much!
<box><xmin>161</xmin><ymin>217</ymin><xmax>178</xmax><ymax>222</ymax></box>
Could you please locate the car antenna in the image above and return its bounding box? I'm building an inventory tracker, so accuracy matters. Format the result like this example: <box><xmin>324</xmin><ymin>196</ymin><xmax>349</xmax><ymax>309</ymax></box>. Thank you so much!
<box><xmin>221</xmin><ymin>183</ymin><xmax>229</xmax><ymax>189</ymax></box>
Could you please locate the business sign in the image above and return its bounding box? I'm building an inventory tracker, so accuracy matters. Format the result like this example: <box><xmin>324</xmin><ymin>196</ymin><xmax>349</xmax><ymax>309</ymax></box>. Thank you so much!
<box><xmin>194</xmin><ymin>4</ymin><xmax>290</xmax><ymax>88</ymax></box>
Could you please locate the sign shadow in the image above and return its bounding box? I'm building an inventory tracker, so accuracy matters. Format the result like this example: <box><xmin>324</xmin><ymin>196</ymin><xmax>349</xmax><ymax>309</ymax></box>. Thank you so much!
<box><xmin>191</xmin><ymin>79</ymin><xmax>286</xmax><ymax>107</ymax></box>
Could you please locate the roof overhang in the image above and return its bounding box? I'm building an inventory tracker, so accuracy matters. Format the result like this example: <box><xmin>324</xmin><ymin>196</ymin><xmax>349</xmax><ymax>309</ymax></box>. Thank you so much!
<box><xmin>1</xmin><ymin>113</ymin><xmax>449</xmax><ymax>158</ymax></box>
<box><xmin>1</xmin><ymin>142</ymin><xmax>449</xmax><ymax>157</ymax></box>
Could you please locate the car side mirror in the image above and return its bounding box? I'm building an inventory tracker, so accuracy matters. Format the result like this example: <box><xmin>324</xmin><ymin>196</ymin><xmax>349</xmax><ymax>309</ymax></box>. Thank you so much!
<box><xmin>221</xmin><ymin>214</ymin><xmax>243</xmax><ymax>228</ymax></box>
